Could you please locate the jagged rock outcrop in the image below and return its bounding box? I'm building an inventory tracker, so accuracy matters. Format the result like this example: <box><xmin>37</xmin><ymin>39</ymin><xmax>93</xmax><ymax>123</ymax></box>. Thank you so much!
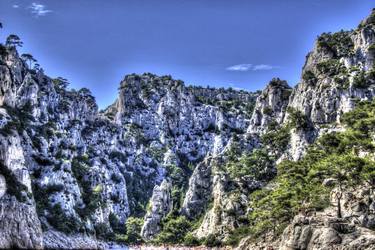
<box><xmin>0</xmin><ymin>127</ymin><xmax>43</xmax><ymax>248</ymax></box>
<box><xmin>247</xmin><ymin>78</ymin><xmax>292</xmax><ymax>135</ymax></box>
<box><xmin>236</xmin><ymin>185</ymin><xmax>375</xmax><ymax>250</ymax></box>
<box><xmin>181</xmin><ymin>157</ymin><xmax>213</xmax><ymax>219</ymax></box>
<box><xmin>279</xmin><ymin>185</ymin><xmax>375</xmax><ymax>250</ymax></box>
<box><xmin>194</xmin><ymin>166</ymin><xmax>248</xmax><ymax>240</ymax></box>
<box><xmin>141</xmin><ymin>180</ymin><xmax>173</xmax><ymax>240</ymax></box>
<box><xmin>43</xmin><ymin>230</ymin><xmax>106</xmax><ymax>249</ymax></box>
<box><xmin>282</xmin><ymin>9</ymin><xmax>375</xmax><ymax>160</ymax></box>
<box><xmin>0</xmin><ymin>196</ymin><xmax>43</xmax><ymax>249</ymax></box>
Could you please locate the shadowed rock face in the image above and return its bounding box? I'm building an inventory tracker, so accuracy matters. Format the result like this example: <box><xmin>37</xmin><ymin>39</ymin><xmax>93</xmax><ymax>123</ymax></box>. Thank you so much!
<box><xmin>0</xmin><ymin>196</ymin><xmax>43</xmax><ymax>249</ymax></box>
<box><xmin>0</xmin><ymin>8</ymin><xmax>375</xmax><ymax>250</ymax></box>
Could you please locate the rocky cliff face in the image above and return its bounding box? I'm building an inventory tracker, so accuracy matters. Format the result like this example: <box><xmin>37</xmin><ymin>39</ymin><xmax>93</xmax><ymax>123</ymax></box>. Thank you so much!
<box><xmin>141</xmin><ymin>180</ymin><xmax>173</xmax><ymax>240</ymax></box>
<box><xmin>247</xmin><ymin>78</ymin><xmax>292</xmax><ymax>135</ymax></box>
<box><xmin>283</xmin><ymin>12</ymin><xmax>375</xmax><ymax>160</ymax></box>
<box><xmin>0</xmin><ymin>8</ymin><xmax>375</xmax><ymax>250</ymax></box>
<box><xmin>0</xmin><ymin>44</ymin><xmax>257</xmax><ymax>248</ymax></box>
<box><xmin>237</xmin><ymin>184</ymin><xmax>375</xmax><ymax>250</ymax></box>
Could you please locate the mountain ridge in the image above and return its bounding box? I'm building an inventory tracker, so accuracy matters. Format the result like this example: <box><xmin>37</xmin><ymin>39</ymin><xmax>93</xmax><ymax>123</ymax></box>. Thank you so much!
<box><xmin>0</xmin><ymin>8</ymin><xmax>375</xmax><ymax>250</ymax></box>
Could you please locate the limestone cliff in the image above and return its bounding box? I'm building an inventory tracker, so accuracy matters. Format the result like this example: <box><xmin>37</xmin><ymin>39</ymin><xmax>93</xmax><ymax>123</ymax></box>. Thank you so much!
<box><xmin>0</xmin><ymin>7</ymin><xmax>375</xmax><ymax>250</ymax></box>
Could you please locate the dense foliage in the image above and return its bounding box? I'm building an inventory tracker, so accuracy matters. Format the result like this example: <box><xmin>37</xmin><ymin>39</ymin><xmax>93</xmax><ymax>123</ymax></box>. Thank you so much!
<box><xmin>226</xmin><ymin>149</ymin><xmax>274</xmax><ymax>181</ymax></box>
<box><xmin>246</xmin><ymin>99</ymin><xmax>375</xmax><ymax>239</ymax></box>
<box><xmin>261</xmin><ymin>120</ymin><xmax>291</xmax><ymax>156</ymax></box>
<box><xmin>152</xmin><ymin>215</ymin><xmax>194</xmax><ymax>244</ymax></box>
<box><xmin>71</xmin><ymin>155</ymin><xmax>103</xmax><ymax>219</ymax></box>
<box><xmin>317</xmin><ymin>31</ymin><xmax>354</xmax><ymax>57</ymax></box>
<box><xmin>287</xmin><ymin>107</ymin><xmax>310</xmax><ymax>130</ymax></box>
<box><xmin>115</xmin><ymin>216</ymin><xmax>144</xmax><ymax>244</ymax></box>
<box><xmin>0</xmin><ymin>162</ymin><xmax>29</xmax><ymax>202</ymax></box>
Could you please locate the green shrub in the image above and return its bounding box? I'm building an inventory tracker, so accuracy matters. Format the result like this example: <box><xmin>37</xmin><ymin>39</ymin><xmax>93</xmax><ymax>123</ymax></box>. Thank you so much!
<box><xmin>204</xmin><ymin>234</ymin><xmax>222</xmax><ymax>247</ymax></box>
<box><xmin>109</xmin><ymin>151</ymin><xmax>127</xmax><ymax>162</ymax></box>
<box><xmin>263</xmin><ymin>107</ymin><xmax>273</xmax><ymax>116</ymax></box>
<box><xmin>352</xmin><ymin>71</ymin><xmax>370</xmax><ymax>89</ymax></box>
<box><xmin>316</xmin><ymin>59</ymin><xmax>345</xmax><ymax>76</ymax></box>
<box><xmin>341</xmin><ymin>100</ymin><xmax>375</xmax><ymax>134</ymax></box>
<box><xmin>47</xmin><ymin>204</ymin><xmax>82</xmax><ymax>234</ymax></box>
<box><xmin>111</xmin><ymin>173</ymin><xmax>122</xmax><ymax>183</ymax></box>
<box><xmin>225</xmin><ymin>226</ymin><xmax>251</xmax><ymax>246</ymax></box>
<box><xmin>287</xmin><ymin>107</ymin><xmax>310</xmax><ymax>130</ymax></box>
<box><xmin>247</xmin><ymin>99</ymin><xmax>375</xmax><ymax>238</ymax></box>
<box><xmin>45</xmin><ymin>183</ymin><xmax>64</xmax><ymax>193</ymax></box>
<box><xmin>95</xmin><ymin>222</ymin><xmax>114</xmax><ymax>240</ymax></box>
<box><xmin>0</xmin><ymin>121</ymin><xmax>15</xmax><ymax>136</ymax></box>
<box><xmin>152</xmin><ymin>215</ymin><xmax>192</xmax><ymax>244</ymax></box>
<box><xmin>32</xmin><ymin>183</ymin><xmax>50</xmax><ymax>217</ymax></box>
<box><xmin>1</xmin><ymin>102</ymin><xmax>35</xmax><ymax>134</ymax></box>
<box><xmin>165</xmin><ymin>164</ymin><xmax>192</xmax><ymax>211</ymax></box>
<box><xmin>33</xmin><ymin>154</ymin><xmax>54</xmax><ymax>166</ymax></box>
<box><xmin>183</xmin><ymin>232</ymin><xmax>201</xmax><ymax>246</ymax></box>
<box><xmin>334</xmin><ymin>76</ymin><xmax>350</xmax><ymax>89</ymax></box>
<box><xmin>261</xmin><ymin>123</ymin><xmax>290</xmax><ymax>155</ymax></box>
<box><xmin>0</xmin><ymin>162</ymin><xmax>28</xmax><ymax>202</ymax></box>
<box><xmin>302</xmin><ymin>70</ymin><xmax>317</xmax><ymax>83</ymax></box>
<box><xmin>226</xmin><ymin>149</ymin><xmax>274</xmax><ymax>181</ymax></box>
<box><xmin>317</xmin><ymin>31</ymin><xmax>354</xmax><ymax>57</ymax></box>
<box><xmin>124</xmin><ymin>169</ymin><xmax>155</xmax><ymax>217</ymax></box>
<box><xmin>72</xmin><ymin>156</ymin><xmax>103</xmax><ymax>219</ymax></box>
<box><xmin>117</xmin><ymin>216</ymin><xmax>144</xmax><ymax>244</ymax></box>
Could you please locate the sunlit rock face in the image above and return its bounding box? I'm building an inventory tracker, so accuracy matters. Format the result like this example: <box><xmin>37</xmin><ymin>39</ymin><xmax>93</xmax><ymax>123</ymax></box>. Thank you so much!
<box><xmin>247</xmin><ymin>78</ymin><xmax>292</xmax><ymax>135</ymax></box>
<box><xmin>141</xmin><ymin>180</ymin><xmax>173</xmax><ymax>240</ymax></box>
<box><xmin>0</xmin><ymin>175</ymin><xmax>5</xmax><ymax>198</ymax></box>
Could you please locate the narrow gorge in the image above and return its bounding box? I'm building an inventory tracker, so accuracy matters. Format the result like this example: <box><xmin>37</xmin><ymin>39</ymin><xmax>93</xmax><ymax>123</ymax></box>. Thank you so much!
<box><xmin>0</xmin><ymin>8</ymin><xmax>375</xmax><ymax>250</ymax></box>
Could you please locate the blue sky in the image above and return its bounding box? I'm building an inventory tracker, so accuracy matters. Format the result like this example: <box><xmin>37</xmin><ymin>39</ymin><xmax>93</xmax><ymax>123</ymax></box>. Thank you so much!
<box><xmin>0</xmin><ymin>0</ymin><xmax>374</xmax><ymax>109</ymax></box>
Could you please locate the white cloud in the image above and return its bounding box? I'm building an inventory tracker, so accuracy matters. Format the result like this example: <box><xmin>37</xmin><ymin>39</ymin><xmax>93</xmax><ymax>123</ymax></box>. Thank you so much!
<box><xmin>29</xmin><ymin>3</ymin><xmax>52</xmax><ymax>17</ymax></box>
<box><xmin>253</xmin><ymin>64</ymin><xmax>279</xmax><ymax>71</ymax></box>
<box><xmin>226</xmin><ymin>63</ymin><xmax>280</xmax><ymax>72</ymax></box>
<box><xmin>226</xmin><ymin>64</ymin><xmax>253</xmax><ymax>71</ymax></box>
<box><xmin>12</xmin><ymin>4</ymin><xmax>19</xmax><ymax>8</ymax></box>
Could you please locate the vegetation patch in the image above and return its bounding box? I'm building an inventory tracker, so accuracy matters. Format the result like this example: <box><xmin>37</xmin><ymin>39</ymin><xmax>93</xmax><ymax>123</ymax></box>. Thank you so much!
<box><xmin>245</xmin><ymin>99</ymin><xmax>375</xmax><ymax>240</ymax></box>
<box><xmin>226</xmin><ymin>149</ymin><xmax>274</xmax><ymax>181</ymax></box>
<box><xmin>261</xmin><ymin>121</ymin><xmax>291</xmax><ymax>156</ymax></box>
<box><xmin>316</xmin><ymin>59</ymin><xmax>346</xmax><ymax>77</ymax></box>
<box><xmin>0</xmin><ymin>102</ymin><xmax>35</xmax><ymax>135</ymax></box>
<box><xmin>0</xmin><ymin>162</ymin><xmax>28</xmax><ymax>202</ymax></box>
<box><xmin>72</xmin><ymin>156</ymin><xmax>103</xmax><ymax>219</ymax></box>
<box><xmin>317</xmin><ymin>31</ymin><xmax>354</xmax><ymax>57</ymax></box>
<box><xmin>302</xmin><ymin>70</ymin><xmax>317</xmax><ymax>84</ymax></box>
<box><xmin>287</xmin><ymin>107</ymin><xmax>311</xmax><ymax>130</ymax></box>
<box><xmin>47</xmin><ymin>203</ymin><xmax>82</xmax><ymax>234</ymax></box>
<box><xmin>151</xmin><ymin>214</ymin><xmax>200</xmax><ymax>245</ymax></box>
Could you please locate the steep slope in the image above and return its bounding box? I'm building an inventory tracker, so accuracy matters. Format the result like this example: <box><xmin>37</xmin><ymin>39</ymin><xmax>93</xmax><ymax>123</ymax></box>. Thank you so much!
<box><xmin>234</xmin><ymin>9</ymin><xmax>375</xmax><ymax>249</ymax></box>
<box><xmin>284</xmin><ymin>10</ymin><xmax>375</xmax><ymax>160</ymax></box>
